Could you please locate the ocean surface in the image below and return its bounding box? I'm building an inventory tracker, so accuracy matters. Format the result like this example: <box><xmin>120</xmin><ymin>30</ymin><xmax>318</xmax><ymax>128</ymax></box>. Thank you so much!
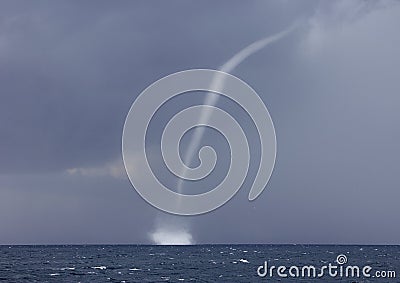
<box><xmin>0</xmin><ymin>245</ymin><xmax>399</xmax><ymax>282</ymax></box>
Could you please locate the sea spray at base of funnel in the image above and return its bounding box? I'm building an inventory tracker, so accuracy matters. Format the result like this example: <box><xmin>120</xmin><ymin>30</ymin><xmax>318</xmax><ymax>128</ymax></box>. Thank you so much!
<box><xmin>149</xmin><ymin>217</ymin><xmax>194</xmax><ymax>245</ymax></box>
<box><xmin>150</xmin><ymin>230</ymin><xmax>193</xmax><ymax>245</ymax></box>
<box><xmin>176</xmin><ymin>23</ymin><xmax>300</xmax><ymax>195</ymax></box>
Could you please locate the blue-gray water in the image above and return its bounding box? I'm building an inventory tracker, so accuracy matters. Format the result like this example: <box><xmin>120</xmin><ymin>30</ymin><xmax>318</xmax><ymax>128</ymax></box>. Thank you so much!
<box><xmin>0</xmin><ymin>245</ymin><xmax>399</xmax><ymax>282</ymax></box>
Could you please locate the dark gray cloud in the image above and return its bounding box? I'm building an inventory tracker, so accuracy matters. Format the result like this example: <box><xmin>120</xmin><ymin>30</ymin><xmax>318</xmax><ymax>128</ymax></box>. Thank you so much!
<box><xmin>0</xmin><ymin>0</ymin><xmax>399</xmax><ymax>244</ymax></box>
<box><xmin>0</xmin><ymin>0</ymin><xmax>315</xmax><ymax>173</ymax></box>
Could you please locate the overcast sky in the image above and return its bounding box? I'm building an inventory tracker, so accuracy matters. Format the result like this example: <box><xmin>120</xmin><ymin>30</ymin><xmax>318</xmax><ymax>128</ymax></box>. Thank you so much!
<box><xmin>1</xmin><ymin>0</ymin><xmax>399</xmax><ymax>245</ymax></box>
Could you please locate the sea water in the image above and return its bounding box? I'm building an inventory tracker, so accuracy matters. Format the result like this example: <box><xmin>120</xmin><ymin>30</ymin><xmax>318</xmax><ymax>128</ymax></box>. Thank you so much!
<box><xmin>0</xmin><ymin>245</ymin><xmax>399</xmax><ymax>282</ymax></box>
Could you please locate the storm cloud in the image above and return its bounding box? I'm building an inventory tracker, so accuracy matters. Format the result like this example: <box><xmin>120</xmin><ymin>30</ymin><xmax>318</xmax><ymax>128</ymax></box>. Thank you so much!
<box><xmin>0</xmin><ymin>0</ymin><xmax>399</xmax><ymax>244</ymax></box>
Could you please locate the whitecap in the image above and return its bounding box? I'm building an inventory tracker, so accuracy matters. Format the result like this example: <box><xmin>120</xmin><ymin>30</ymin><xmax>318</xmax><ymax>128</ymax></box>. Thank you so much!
<box><xmin>129</xmin><ymin>268</ymin><xmax>141</xmax><ymax>271</ymax></box>
<box><xmin>92</xmin><ymin>266</ymin><xmax>107</xmax><ymax>270</ymax></box>
<box><xmin>239</xmin><ymin>259</ymin><xmax>249</xmax><ymax>263</ymax></box>
<box><xmin>49</xmin><ymin>273</ymin><xmax>60</xmax><ymax>276</ymax></box>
